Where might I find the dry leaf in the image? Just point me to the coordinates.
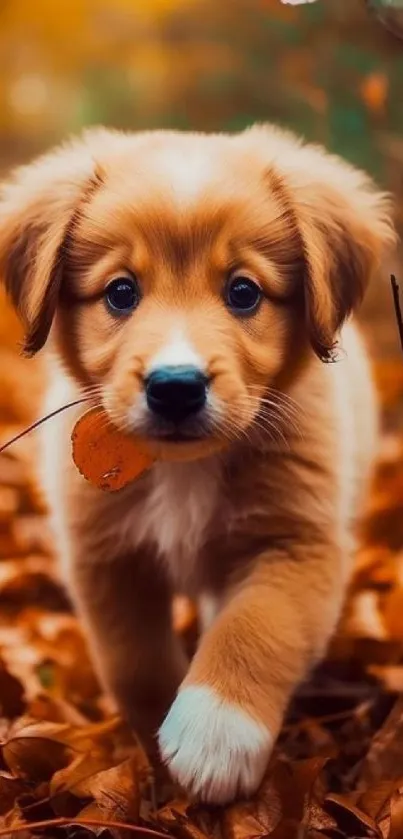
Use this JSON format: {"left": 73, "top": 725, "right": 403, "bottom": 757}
{"left": 221, "top": 757, "right": 329, "bottom": 839}
{"left": 1, "top": 720, "right": 71, "bottom": 780}
{"left": 77, "top": 758, "right": 145, "bottom": 825}
{"left": 158, "top": 801, "right": 216, "bottom": 839}
{"left": 388, "top": 788, "right": 403, "bottom": 839}
{"left": 1, "top": 717, "right": 121, "bottom": 782}
{"left": 325, "top": 792, "right": 377, "bottom": 836}
{"left": 0, "top": 661, "right": 26, "bottom": 718}
{"left": 72, "top": 407, "right": 155, "bottom": 492}
{"left": 358, "top": 697, "right": 403, "bottom": 787}
{"left": 0, "top": 772, "right": 27, "bottom": 816}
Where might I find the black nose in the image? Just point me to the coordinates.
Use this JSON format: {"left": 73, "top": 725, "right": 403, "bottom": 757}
{"left": 146, "top": 365, "right": 208, "bottom": 422}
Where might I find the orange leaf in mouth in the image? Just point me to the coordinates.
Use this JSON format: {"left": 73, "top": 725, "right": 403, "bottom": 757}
{"left": 71, "top": 407, "right": 155, "bottom": 492}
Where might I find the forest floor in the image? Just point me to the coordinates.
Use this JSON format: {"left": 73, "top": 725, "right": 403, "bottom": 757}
{"left": 2, "top": 298, "right": 403, "bottom": 838}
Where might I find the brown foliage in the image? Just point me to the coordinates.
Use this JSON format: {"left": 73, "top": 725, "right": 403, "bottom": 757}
{"left": 2, "top": 295, "right": 403, "bottom": 838}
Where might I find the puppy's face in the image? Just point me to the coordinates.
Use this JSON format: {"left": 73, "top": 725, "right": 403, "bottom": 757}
{"left": 0, "top": 127, "right": 396, "bottom": 456}
{"left": 64, "top": 143, "right": 303, "bottom": 454}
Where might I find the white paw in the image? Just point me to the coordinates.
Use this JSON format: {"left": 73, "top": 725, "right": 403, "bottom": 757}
{"left": 158, "top": 685, "right": 273, "bottom": 804}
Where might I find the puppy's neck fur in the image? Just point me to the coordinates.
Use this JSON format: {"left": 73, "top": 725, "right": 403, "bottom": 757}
{"left": 133, "top": 457, "right": 223, "bottom": 587}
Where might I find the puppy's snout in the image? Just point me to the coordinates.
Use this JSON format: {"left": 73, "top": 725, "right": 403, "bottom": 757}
{"left": 145, "top": 365, "right": 208, "bottom": 423}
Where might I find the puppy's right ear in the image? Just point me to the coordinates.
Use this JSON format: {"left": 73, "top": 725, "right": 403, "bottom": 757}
{"left": 0, "top": 138, "right": 102, "bottom": 356}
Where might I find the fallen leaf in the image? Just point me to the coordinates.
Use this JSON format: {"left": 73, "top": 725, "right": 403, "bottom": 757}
{"left": 0, "top": 773, "right": 27, "bottom": 816}
{"left": 50, "top": 752, "right": 118, "bottom": 801}
{"left": 78, "top": 758, "right": 146, "bottom": 827}
{"left": 0, "top": 661, "right": 26, "bottom": 718}
{"left": 1, "top": 717, "right": 121, "bottom": 782}
{"left": 388, "top": 788, "right": 403, "bottom": 839}
{"left": 1, "top": 720, "right": 71, "bottom": 780}
{"left": 325, "top": 792, "right": 377, "bottom": 836}
{"left": 221, "top": 757, "right": 329, "bottom": 839}
{"left": 158, "top": 801, "right": 215, "bottom": 839}
{"left": 358, "top": 697, "right": 403, "bottom": 786}
{"left": 26, "top": 693, "right": 90, "bottom": 726}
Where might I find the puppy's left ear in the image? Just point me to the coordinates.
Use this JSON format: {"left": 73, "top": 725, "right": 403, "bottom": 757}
{"left": 0, "top": 137, "right": 101, "bottom": 356}
{"left": 248, "top": 125, "right": 397, "bottom": 361}
{"left": 281, "top": 138, "right": 397, "bottom": 361}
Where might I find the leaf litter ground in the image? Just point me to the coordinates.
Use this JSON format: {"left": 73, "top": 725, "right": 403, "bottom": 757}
{"left": 2, "top": 311, "right": 403, "bottom": 838}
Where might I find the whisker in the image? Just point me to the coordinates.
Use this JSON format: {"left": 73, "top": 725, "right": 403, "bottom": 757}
{"left": 250, "top": 417, "right": 290, "bottom": 448}
{"left": 260, "top": 406, "right": 303, "bottom": 438}
{"left": 99, "top": 412, "right": 128, "bottom": 432}
{"left": 102, "top": 407, "right": 138, "bottom": 436}
{"left": 219, "top": 406, "right": 289, "bottom": 449}
{"left": 259, "top": 396, "right": 301, "bottom": 416}
{"left": 237, "top": 421, "right": 284, "bottom": 450}
{"left": 233, "top": 394, "right": 304, "bottom": 438}
{"left": 233, "top": 403, "right": 301, "bottom": 438}
{"left": 192, "top": 403, "right": 244, "bottom": 446}
{"left": 248, "top": 385, "right": 304, "bottom": 418}
{"left": 247, "top": 383, "right": 303, "bottom": 406}
{"left": 210, "top": 420, "right": 239, "bottom": 445}
{"left": 218, "top": 419, "right": 246, "bottom": 445}
{"left": 209, "top": 406, "right": 248, "bottom": 446}
{"left": 232, "top": 401, "right": 292, "bottom": 446}
{"left": 246, "top": 394, "right": 302, "bottom": 423}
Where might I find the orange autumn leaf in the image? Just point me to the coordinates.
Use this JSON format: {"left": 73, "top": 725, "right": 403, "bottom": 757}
{"left": 71, "top": 407, "right": 155, "bottom": 492}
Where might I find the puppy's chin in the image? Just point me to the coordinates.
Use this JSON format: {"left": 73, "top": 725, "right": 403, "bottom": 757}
{"left": 140, "top": 416, "right": 230, "bottom": 461}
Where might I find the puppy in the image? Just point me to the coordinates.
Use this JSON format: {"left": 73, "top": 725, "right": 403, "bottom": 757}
{"left": 0, "top": 125, "right": 396, "bottom": 804}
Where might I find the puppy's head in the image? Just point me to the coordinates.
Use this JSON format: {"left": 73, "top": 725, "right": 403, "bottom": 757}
{"left": 0, "top": 126, "right": 396, "bottom": 456}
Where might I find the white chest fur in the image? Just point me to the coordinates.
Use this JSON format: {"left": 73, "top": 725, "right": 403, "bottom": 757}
{"left": 130, "top": 458, "right": 222, "bottom": 586}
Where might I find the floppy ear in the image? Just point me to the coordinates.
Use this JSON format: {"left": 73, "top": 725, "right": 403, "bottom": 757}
{"left": 0, "top": 138, "right": 102, "bottom": 356}
{"left": 288, "top": 147, "right": 397, "bottom": 360}
{"left": 248, "top": 125, "right": 397, "bottom": 361}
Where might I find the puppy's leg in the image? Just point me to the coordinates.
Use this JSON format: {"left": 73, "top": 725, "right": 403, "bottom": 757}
{"left": 69, "top": 545, "right": 187, "bottom": 751}
{"left": 159, "top": 541, "right": 346, "bottom": 803}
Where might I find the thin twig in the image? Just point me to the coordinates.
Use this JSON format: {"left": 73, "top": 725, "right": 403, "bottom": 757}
{"left": 0, "top": 398, "right": 89, "bottom": 455}
{"left": 391, "top": 275, "right": 403, "bottom": 354}
{"left": 0, "top": 816, "right": 172, "bottom": 838}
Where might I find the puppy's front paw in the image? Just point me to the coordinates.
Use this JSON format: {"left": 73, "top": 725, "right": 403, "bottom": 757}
{"left": 158, "top": 685, "right": 272, "bottom": 804}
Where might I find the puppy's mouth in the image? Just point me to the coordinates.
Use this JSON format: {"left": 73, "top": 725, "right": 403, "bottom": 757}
{"left": 137, "top": 414, "right": 225, "bottom": 463}
{"left": 150, "top": 431, "right": 204, "bottom": 443}
{"left": 144, "top": 419, "right": 212, "bottom": 444}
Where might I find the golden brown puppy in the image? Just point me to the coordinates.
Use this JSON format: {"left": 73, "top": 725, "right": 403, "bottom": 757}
{"left": 0, "top": 125, "right": 396, "bottom": 804}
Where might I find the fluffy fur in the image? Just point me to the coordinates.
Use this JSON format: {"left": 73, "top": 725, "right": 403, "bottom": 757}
{"left": 159, "top": 685, "right": 273, "bottom": 803}
{"left": 0, "top": 124, "right": 396, "bottom": 803}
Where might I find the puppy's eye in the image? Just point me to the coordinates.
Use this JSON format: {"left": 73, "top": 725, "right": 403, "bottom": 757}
{"left": 225, "top": 276, "right": 262, "bottom": 314}
{"left": 105, "top": 275, "right": 140, "bottom": 315}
